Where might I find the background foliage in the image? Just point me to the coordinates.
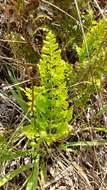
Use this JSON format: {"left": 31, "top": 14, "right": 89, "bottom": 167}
{"left": 0, "top": 0, "right": 107, "bottom": 189}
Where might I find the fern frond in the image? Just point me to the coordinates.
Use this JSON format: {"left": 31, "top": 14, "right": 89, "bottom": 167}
{"left": 75, "top": 19, "right": 107, "bottom": 86}
{"left": 23, "top": 31, "right": 72, "bottom": 144}
{"left": 77, "top": 20, "right": 107, "bottom": 62}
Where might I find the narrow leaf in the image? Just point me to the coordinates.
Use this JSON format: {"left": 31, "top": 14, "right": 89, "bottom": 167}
{"left": 26, "top": 155, "right": 40, "bottom": 190}
{"left": 65, "top": 140, "right": 107, "bottom": 148}
{"left": 0, "top": 163, "right": 32, "bottom": 187}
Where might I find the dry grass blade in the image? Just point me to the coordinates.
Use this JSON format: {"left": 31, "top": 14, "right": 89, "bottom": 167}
{"left": 43, "top": 148, "right": 94, "bottom": 190}
{"left": 0, "top": 92, "right": 30, "bottom": 122}
{"left": 41, "top": 0, "right": 87, "bottom": 29}
{"left": 74, "top": 0, "right": 90, "bottom": 60}
{"left": 93, "top": 0, "right": 107, "bottom": 21}
{"left": 2, "top": 79, "right": 31, "bottom": 91}
{"left": 71, "top": 161, "right": 93, "bottom": 190}
{"left": 0, "top": 39, "right": 27, "bottom": 43}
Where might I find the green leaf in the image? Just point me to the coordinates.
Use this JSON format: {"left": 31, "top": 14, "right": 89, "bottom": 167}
{"left": 65, "top": 140, "right": 107, "bottom": 148}
{"left": 36, "top": 94, "right": 50, "bottom": 114}
{"left": 0, "top": 164, "right": 32, "bottom": 187}
{"left": 26, "top": 155, "right": 40, "bottom": 190}
{"left": 21, "top": 124, "right": 38, "bottom": 139}
{"left": 40, "top": 157, "right": 46, "bottom": 186}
